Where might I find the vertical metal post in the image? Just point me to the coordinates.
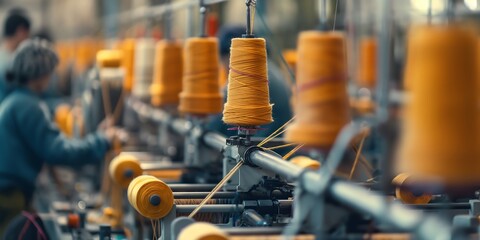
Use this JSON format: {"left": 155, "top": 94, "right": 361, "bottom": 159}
{"left": 427, "top": 0, "right": 433, "bottom": 23}
{"left": 200, "top": 0, "right": 207, "bottom": 37}
{"left": 319, "top": 0, "right": 328, "bottom": 30}
{"left": 445, "top": 0, "right": 454, "bottom": 22}
{"left": 103, "top": 0, "right": 119, "bottom": 39}
{"left": 375, "top": 0, "right": 393, "bottom": 194}
{"left": 164, "top": 0, "right": 172, "bottom": 41}
{"left": 186, "top": 4, "right": 195, "bottom": 38}
{"left": 376, "top": 0, "right": 391, "bottom": 123}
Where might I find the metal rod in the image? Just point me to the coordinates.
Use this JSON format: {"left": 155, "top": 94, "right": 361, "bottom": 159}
{"left": 170, "top": 118, "right": 191, "bottom": 136}
{"left": 329, "top": 181, "right": 451, "bottom": 239}
{"left": 107, "top": 0, "right": 232, "bottom": 25}
{"left": 203, "top": 132, "right": 226, "bottom": 151}
{"left": 407, "top": 203, "right": 470, "bottom": 210}
{"left": 247, "top": 149, "right": 452, "bottom": 240}
{"left": 224, "top": 227, "right": 285, "bottom": 235}
{"left": 176, "top": 204, "right": 244, "bottom": 213}
{"left": 319, "top": 0, "right": 328, "bottom": 31}
{"left": 164, "top": 0, "right": 173, "bottom": 41}
{"left": 246, "top": 1, "right": 252, "bottom": 36}
{"left": 173, "top": 192, "right": 236, "bottom": 199}
{"left": 249, "top": 151, "right": 304, "bottom": 182}
{"left": 199, "top": 0, "right": 207, "bottom": 37}
{"left": 445, "top": 0, "right": 454, "bottom": 22}
{"left": 141, "top": 162, "right": 185, "bottom": 171}
{"left": 169, "top": 184, "right": 216, "bottom": 192}
{"left": 427, "top": 0, "right": 433, "bottom": 23}
{"left": 376, "top": 0, "right": 391, "bottom": 123}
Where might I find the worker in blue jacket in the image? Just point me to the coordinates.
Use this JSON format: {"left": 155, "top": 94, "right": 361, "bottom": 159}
{"left": 0, "top": 39, "right": 114, "bottom": 236}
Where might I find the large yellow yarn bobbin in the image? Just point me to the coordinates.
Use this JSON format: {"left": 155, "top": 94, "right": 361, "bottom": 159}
{"left": 285, "top": 31, "right": 351, "bottom": 148}
{"left": 179, "top": 37, "right": 223, "bottom": 115}
{"left": 127, "top": 175, "right": 174, "bottom": 219}
{"left": 150, "top": 40, "right": 183, "bottom": 107}
{"left": 178, "top": 222, "right": 229, "bottom": 240}
{"left": 223, "top": 38, "right": 273, "bottom": 127}
{"left": 109, "top": 154, "right": 143, "bottom": 188}
{"left": 397, "top": 25, "right": 480, "bottom": 187}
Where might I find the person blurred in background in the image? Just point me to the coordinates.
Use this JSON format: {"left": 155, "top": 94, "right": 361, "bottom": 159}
{"left": 32, "top": 28, "right": 70, "bottom": 112}
{"left": 0, "top": 39, "right": 115, "bottom": 237}
{"left": 208, "top": 25, "right": 293, "bottom": 137}
{"left": 0, "top": 8, "right": 31, "bottom": 102}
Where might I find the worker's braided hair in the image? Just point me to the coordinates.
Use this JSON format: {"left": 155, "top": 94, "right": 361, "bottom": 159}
{"left": 6, "top": 38, "right": 58, "bottom": 84}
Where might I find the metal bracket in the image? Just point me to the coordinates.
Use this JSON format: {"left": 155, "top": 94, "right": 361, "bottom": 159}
{"left": 303, "top": 122, "right": 365, "bottom": 196}
{"left": 171, "top": 217, "right": 195, "bottom": 240}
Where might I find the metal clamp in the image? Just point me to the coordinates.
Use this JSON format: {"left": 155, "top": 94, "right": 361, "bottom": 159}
{"left": 242, "top": 146, "right": 263, "bottom": 167}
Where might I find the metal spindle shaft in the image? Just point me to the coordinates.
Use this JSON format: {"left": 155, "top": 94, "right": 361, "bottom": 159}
{"left": 247, "top": 149, "right": 452, "bottom": 240}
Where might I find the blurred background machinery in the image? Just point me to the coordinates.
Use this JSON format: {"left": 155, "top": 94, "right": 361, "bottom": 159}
{"left": 4, "top": 0, "right": 480, "bottom": 239}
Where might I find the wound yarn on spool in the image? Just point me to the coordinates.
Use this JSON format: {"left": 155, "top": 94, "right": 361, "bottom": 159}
{"left": 285, "top": 31, "right": 351, "bottom": 148}
{"left": 109, "top": 154, "right": 143, "bottom": 188}
{"left": 222, "top": 38, "right": 273, "bottom": 127}
{"left": 392, "top": 173, "right": 432, "bottom": 204}
{"left": 127, "top": 175, "right": 174, "bottom": 219}
{"left": 357, "top": 37, "right": 377, "bottom": 88}
{"left": 289, "top": 156, "right": 321, "bottom": 170}
{"left": 178, "top": 222, "right": 229, "bottom": 240}
{"left": 132, "top": 38, "right": 156, "bottom": 99}
{"left": 121, "top": 39, "right": 136, "bottom": 92}
{"left": 150, "top": 40, "right": 183, "bottom": 107}
{"left": 397, "top": 25, "right": 480, "bottom": 186}
{"left": 179, "top": 37, "right": 223, "bottom": 115}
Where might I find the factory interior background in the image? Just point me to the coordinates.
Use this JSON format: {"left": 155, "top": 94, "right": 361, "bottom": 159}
{"left": 0, "top": 0, "right": 479, "bottom": 239}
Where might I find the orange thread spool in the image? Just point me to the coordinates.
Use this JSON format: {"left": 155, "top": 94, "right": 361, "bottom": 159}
{"left": 96, "top": 50, "right": 123, "bottom": 68}
{"left": 55, "top": 42, "right": 69, "bottom": 76}
{"left": 397, "top": 25, "right": 480, "bottom": 186}
{"left": 55, "top": 104, "right": 71, "bottom": 134}
{"left": 178, "top": 222, "right": 229, "bottom": 240}
{"left": 127, "top": 175, "right": 174, "bottom": 219}
{"left": 179, "top": 37, "right": 223, "bottom": 115}
{"left": 357, "top": 37, "right": 377, "bottom": 88}
{"left": 74, "top": 40, "right": 90, "bottom": 73}
{"left": 285, "top": 31, "right": 351, "bottom": 148}
{"left": 222, "top": 38, "right": 273, "bottom": 127}
{"left": 150, "top": 40, "right": 183, "bottom": 107}
{"left": 392, "top": 173, "right": 432, "bottom": 204}
{"left": 121, "top": 39, "right": 136, "bottom": 92}
{"left": 109, "top": 154, "right": 143, "bottom": 188}
{"left": 283, "top": 49, "right": 297, "bottom": 71}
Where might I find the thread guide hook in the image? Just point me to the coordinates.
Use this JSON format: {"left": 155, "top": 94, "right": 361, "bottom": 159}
{"left": 244, "top": 0, "right": 256, "bottom": 38}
